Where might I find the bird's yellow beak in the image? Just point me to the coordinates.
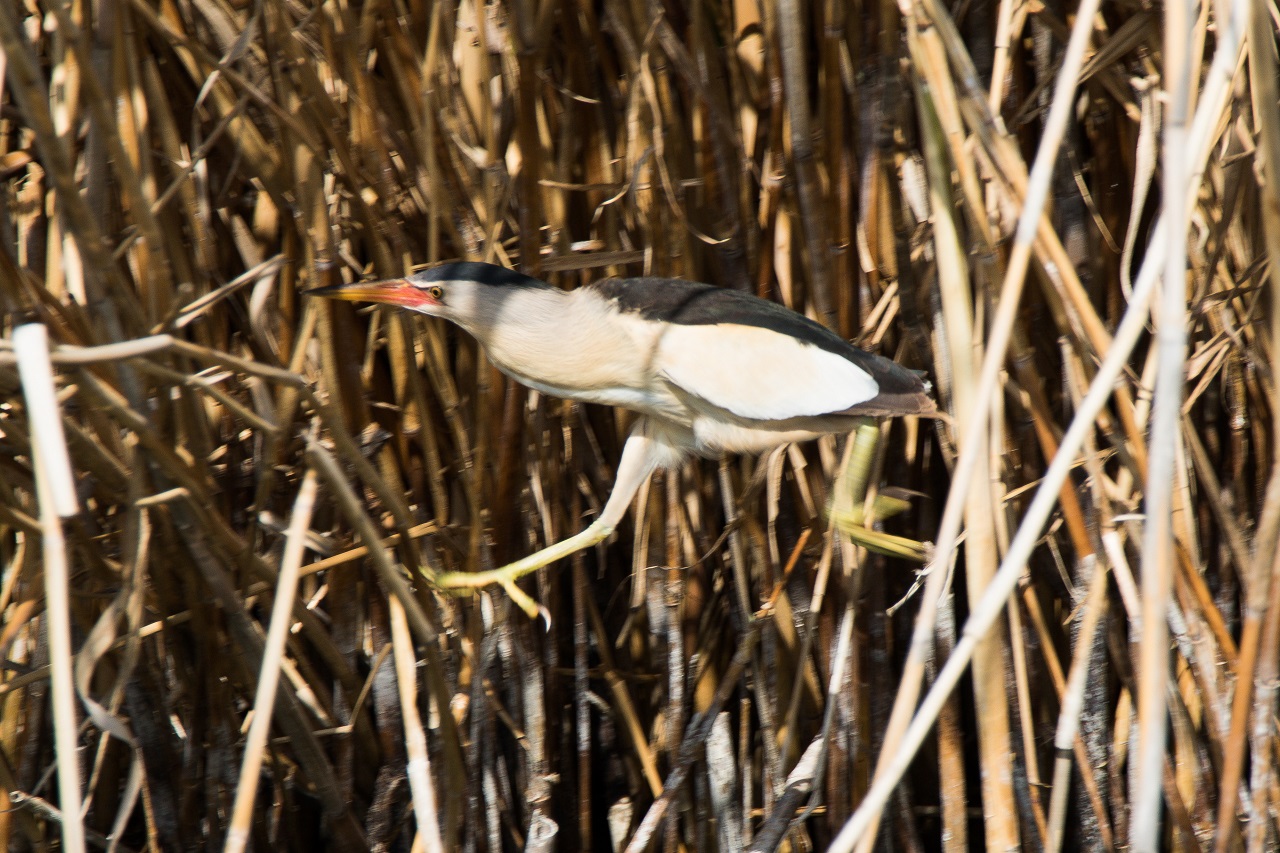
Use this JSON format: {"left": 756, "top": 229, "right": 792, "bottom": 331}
{"left": 306, "top": 278, "right": 438, "bottom": 310}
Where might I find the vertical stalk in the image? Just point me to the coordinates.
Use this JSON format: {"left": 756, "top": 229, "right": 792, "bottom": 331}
{"left": 1047, "top": 560, "right": 1109, "bottom": 852}
{"left": 1131, "top": 0, "right": 1195, "bottom": 843}
{"left": 911, "top": 35, "right": 1018, "bottom": 851}
{"left": 776, "top": 0, "right": 834, "bottom": 326}
{"left": 1240, "top": 0, "right": 1280, "bottom": 847}
{"left": 15, "top": 324, "right": 85, "bottom": 853}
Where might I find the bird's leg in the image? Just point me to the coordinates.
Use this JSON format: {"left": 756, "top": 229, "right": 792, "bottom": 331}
{"left": 436, "top": 420, "right": 667, "bottom": 605}
{"left": 829, "top": 418, "right": 930, "bottom": 562}
{"left": 831, "top": 417, "right": 880, "bottom": 525}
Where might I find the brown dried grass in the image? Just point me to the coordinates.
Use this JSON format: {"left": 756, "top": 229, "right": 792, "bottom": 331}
{"left": 0, "top": 0, "right": 1276, "bottom": 850}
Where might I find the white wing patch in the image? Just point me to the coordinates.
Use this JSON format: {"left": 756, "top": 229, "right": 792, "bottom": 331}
{"left": 656, "top": 323, "right": 879, "bottom": 420}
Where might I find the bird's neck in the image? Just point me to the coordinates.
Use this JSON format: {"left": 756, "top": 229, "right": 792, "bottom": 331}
{"left": 453, "top": 283, "right": 562, "bottom": 329}
{"left": 458, "top": 286, "right": 574, "bottom": 374}
{"left": 461, "top": 288, "right": 639, "bottom": 398}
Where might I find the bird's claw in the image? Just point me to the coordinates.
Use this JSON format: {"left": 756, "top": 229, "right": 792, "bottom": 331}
{"left": 433, "top": 568, "right": 550, "bottom": 622}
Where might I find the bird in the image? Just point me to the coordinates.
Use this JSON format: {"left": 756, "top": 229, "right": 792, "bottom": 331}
{"left": 310, "top": 262, "right": 934, "bottom": 604}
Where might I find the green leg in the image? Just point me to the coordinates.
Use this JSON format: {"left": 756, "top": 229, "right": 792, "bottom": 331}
{"left": 832, "top": 418, "right": 929, "bottom": 562}
{"left": 436, "top": 419, "right": 666, "bottom": 618}
{"left": 833, "top": 417, "right": 881, "bottom": 525}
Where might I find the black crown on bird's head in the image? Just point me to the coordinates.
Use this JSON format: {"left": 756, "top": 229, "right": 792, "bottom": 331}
{"left": 411, "top": 262, "right": 551, "bottom": 290}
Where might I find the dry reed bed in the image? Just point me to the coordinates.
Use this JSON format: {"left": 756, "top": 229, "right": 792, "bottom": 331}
{"left": 0, "top": 0, "right": 1276, "bottom": 850}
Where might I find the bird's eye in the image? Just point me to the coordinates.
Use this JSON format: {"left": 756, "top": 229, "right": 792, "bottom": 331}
{"left": 429, "top": 286, "right": 443, "bottom": 300}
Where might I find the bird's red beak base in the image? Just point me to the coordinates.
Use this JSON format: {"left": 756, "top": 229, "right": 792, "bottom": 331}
{"left": 307, "top": 279, "right": 438, "bottom": 310}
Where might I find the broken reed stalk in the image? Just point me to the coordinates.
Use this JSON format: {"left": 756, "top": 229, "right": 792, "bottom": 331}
{"left": 13, "top": 325, "right": 85, "bottom": 853}
{"left": 389, "top": 596, "right": 445, "bottom": 853}
{"left": 225, "top": 467, "right": 318, "bottom": 853}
